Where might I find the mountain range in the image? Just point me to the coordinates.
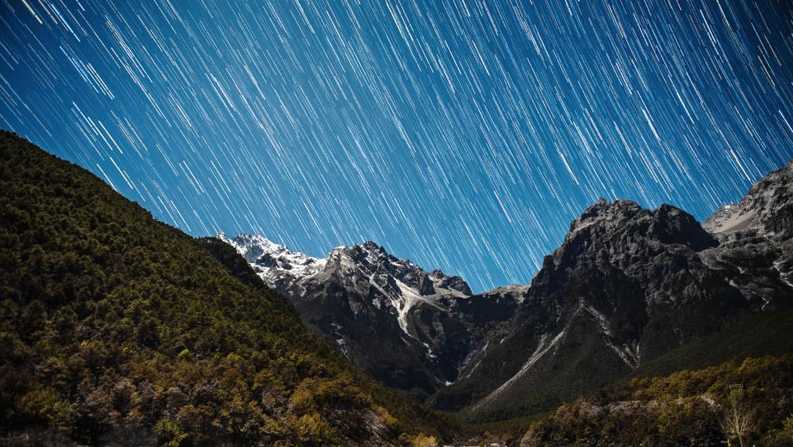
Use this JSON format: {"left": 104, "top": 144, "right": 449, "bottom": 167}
{"left": 2, "top": 130, "right": 792, "bottom": 446}
{"left": 219, "top": 158, "right": 793, "bottom": 422}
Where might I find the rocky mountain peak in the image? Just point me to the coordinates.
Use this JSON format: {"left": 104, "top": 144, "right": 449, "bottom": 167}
{"left": 220, "top": 233, "right": 474, "bottom": 301}
{"left": 648, "top": 204, "right": 717, "bottom": 250}
{"left": 431, "top": 269, "right": 473, "bottom": 296}
{"left": 567, "top": 199, "right": 714, "bottom": 249}
{"left": 333, "top": 240, "right": 401, "bottom": 271}
{"left": 437, "top": 161, "right": 793, "bottom": 420}
{"left": 567, "top": 199, "right": 643, "bottom": 236}
{"left": 321, "top": 241, "right": 472, "bottom": 298}
{"left": 699, "top": 159, "right": 793, "bottom": 308}
{"left": 218, "top": 232, "right": 282, "bottom": 262}
{"left": 557, "top": 200, "right": 717, "bottom": 272}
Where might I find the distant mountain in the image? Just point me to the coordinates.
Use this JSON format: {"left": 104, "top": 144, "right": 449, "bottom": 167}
{"left": 221, "top": 160, "right": 793, "bottom": 425}
{"left": 0, "top": 131, "right": 445, "bottom": 446}
{"left": 218, "top": 234, "right": 520, "bottom": 396}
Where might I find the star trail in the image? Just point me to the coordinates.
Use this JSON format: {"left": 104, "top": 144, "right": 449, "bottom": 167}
{"left": 1, "top": 0, "right": 792, "bottom": 292}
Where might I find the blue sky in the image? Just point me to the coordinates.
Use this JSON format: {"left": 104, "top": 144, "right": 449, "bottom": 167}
{"left": 2, "top": 0, "right": 792, "bottom": 292}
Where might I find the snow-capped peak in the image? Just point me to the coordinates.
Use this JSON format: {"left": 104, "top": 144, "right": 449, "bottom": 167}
{"left": 218, "top": 233, "right": 474, "bottom": 338}
{"left": 218, "top": 233, "right": 326, "bottom": 289}
{"left": 218, "top": 233, "right": 286, "bottom": 262}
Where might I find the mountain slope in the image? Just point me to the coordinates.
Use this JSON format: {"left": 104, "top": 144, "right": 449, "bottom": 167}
{"left": 0, "top": 131, "right": 439, "bottom": 446}
{"left": 497, "top": 309, "right": 793, "bottom": 445}
{"left": 433, "top": 200, "right": 743, "bottom": 419}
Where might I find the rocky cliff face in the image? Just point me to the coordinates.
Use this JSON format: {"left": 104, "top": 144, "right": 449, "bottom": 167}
{"left": 432, "top": 199, "right": 749, "bottom": 417}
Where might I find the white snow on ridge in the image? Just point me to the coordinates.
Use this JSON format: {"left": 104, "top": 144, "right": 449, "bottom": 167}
{"left": 394, "top": 278, "right": 445, "bottom": 337}
{"left": 220, "top": 233, "right": 472, "bottom": 339}
{"left": 218, "top": 232, "right": 326, "bottom": 287}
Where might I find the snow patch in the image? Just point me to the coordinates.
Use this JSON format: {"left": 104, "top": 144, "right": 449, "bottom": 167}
{"left": 460, "top": 340, "right": 489, "bottom": 380}
{"left": 423, "top": 342, "right": 437, "bottom": 359}
{"left": 393, "top": 279, "right": 443, "bottom": 337}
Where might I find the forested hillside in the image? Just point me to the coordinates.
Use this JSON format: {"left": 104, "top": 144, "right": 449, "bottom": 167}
{"left": 522, "top": 354, "right": 793, "bottom": 446}
{"left": 0, "top": 131, "right": 443, "bottom": 446}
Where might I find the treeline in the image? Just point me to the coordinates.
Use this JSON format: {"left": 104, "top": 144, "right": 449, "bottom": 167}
{"left": 522, "top": 354, "right": 793, "bottom": 446}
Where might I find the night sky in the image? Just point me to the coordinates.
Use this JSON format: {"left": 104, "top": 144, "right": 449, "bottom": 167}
{"left": 2, "top": 0, "right": 792, "bottom": 292}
